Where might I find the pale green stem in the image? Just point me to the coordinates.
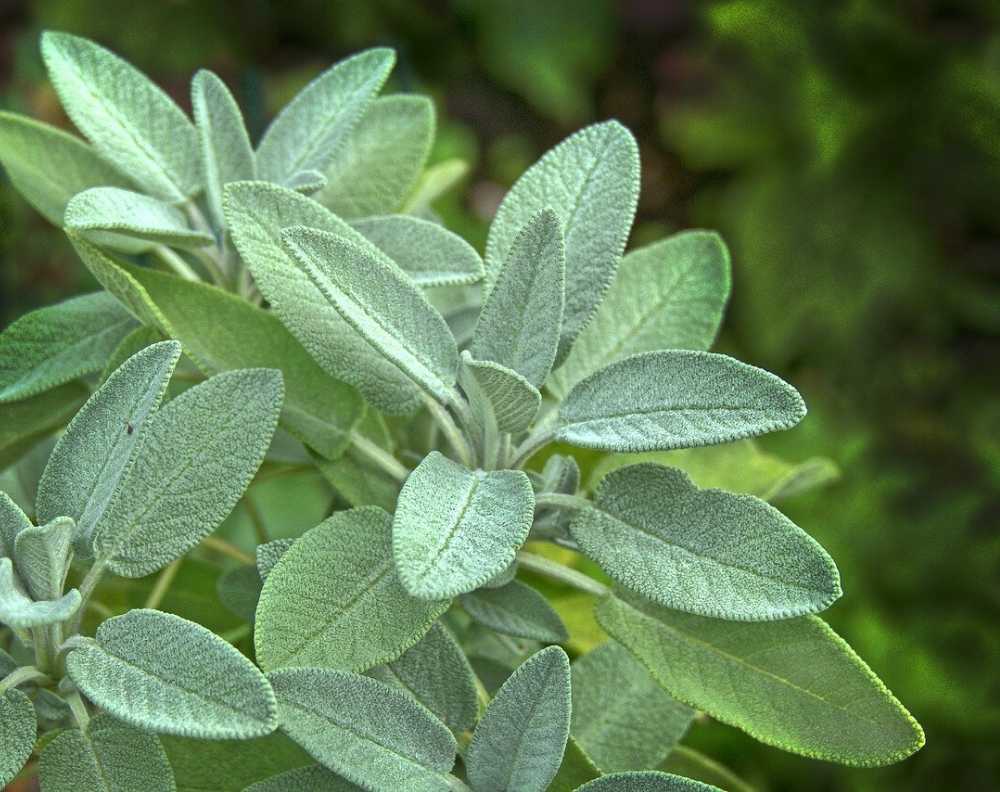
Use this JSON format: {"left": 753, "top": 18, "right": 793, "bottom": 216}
{"left": 423, "top": 395, "right": 474, "bottom": 467}
{"left": 201, "top": 535, "right": 255, "bottom": 565}
{"left": 516, "top": 551, "right": 609, "bottom": 597}
{"left": 144, "top": 559, "right": 182, "bottom": 610}
{"left": 534, "top": 492, "right": 591, "bottom": 512}
{"left": 349, "top": 432, "right": 410, "bottom": 482}
{"left": 66, "top": 560, "right": 108, "bottom": 637}
{"left": 510, "top": 428, "right": 556, "bottom": 469}
{"left": 219, "top": 623, "right": 251, "bottom": 644}
{"left": 0, "top": 665, "right": 51, "bottom": 693}
{"left": 66, "top": 690, "right": 91, "bottom": 730}
{"left": 153, "top": 245, "right": 200, "bottom": 281}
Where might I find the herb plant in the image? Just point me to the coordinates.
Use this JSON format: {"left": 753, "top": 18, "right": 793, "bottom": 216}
{"left": 0, "top": 32, "right": 924, "bottom": 792}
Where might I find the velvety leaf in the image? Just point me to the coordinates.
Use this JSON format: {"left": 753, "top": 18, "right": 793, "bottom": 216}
{"left": 313, "top": 450, "right": 400, "bottom": 512}
{"left": 66, "top": 608, "right": 278, "bottom": 739}
{"left": 317, "top": 95, "right": 434, "bottom": 218}
{"left": 0, "top": 382, "right": 89, "bottom": 470}
{"left": 224, "top": 181, "right": 423, "bottom": 414}
{"left": 65, "top": 187, "right": 213, "bottom": 248}
{"left": 282, "top": 226, "right": 459, "bottom": 405}
{"left": 466, "top": 646, "right": 571, "bottom": 792}
{"left": 217, "top": 564, "right": 262, "bottom": 623}
{"left": 0, "top": 687, "right": 36, "bottom": 787}
{"left": 571, "top": 641, "right": 693, "bottom": 771}
{"left": 556, "top": 351, "right": 806, "bottom": 452}
{"left": 547, "top": 737, "right": 600, "bottom": 792}
{"left": 570, "top": 464, "right": 841, "bottom": 620}
{"left": 0, "top": 493, "right": 31, "bottom": 558}
{"left": 256, "top": 48, "right": 395, "bottom": 184}
{"left": 100, "top": 326, "right": 167, "bottom": 383}
{"left": 163, "top": 733, "right": 310, "bottom": 792}
{"left": 551, "top": 231, "right": 731, "bottom": 399}
{"left": 268, "top": 667, "right": 456, "bottom": 791}
{"left": 369, "top": 622, "right": 479, "bottom": 734}
{"left": 255, "top": 507, "right": 449, "bottom": 672}
{"left": 0, "top": 111, "right": 134, "bottom": 224}
{"left": 244, "top": 765, "right": 362, "bottom": 791}
{"left": 575, "top": 771, "right": 722, "bottom": 791}
{"left": 13, "top": 516, "right": 74, "bottom": 601}
{"left": 485, "top": 121, "right": 640, "bottom": 360}
{"left": 393, "top": 451, "right": 534, "bottom": 599}
{"left": 93, "top": 368, "right": 282, "bottom": 577}
{"left": 351, "top": 214, "right": 484, "bottom": 287}
{"left": 284, "top": 170, "right": 327, "bottom": 194}
{"left": 256, "top": 539, "right": 294, "bottom": 582}
{"left": 596, "top": 593, "right": 926, "bottom": 766}
{"left": 460, "top": 353, "right": 541, "bottom": 434}
{"left": 0, "top": 556, "right": 81, "bottom": 628}
{"left": 460, "top": 580, "right": 568, "bottom": 643}
{"left": 473, "top": 208, "right": 565, "bottom": 387}
{"left": 191, "top": 69, "right": 255, "bottom": 231}
{"left": 0, "top": 292, "right": 137, "bottom": 403}
{"left": 41, "top": 32, "right": 199, "bottom": 201}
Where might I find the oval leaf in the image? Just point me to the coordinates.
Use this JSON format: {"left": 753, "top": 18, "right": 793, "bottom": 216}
{"left": 0, "top": 687, "right": 36, "bottom": 787}
{"left": 65, "top": 187, "right": 213, "bottom": 249}
{"left": 460, "top": 353, "right": 541, "bottom": 435}
{"left": 460, "top": 580, "right": 568, "bottom": 643}
{"left": 0, "top": 557, "right": 81, "bottom": 628}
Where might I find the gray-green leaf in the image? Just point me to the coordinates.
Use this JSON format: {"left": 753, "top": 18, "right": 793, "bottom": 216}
{"left": 466, "top": 646, "right": 571, "bottom": 792}
{"left": 460, "top": 580, "right": 568, "bottom": 643}
{"left": 41, "top": 32, "right": 199, "bottom": 201}
{"left": 13, "top": 516, "right": 74, "bottom": 602}
{"left": 268, "top": 667, "right": 455, "bottom": 791}
{"left": 550, "top": 231, "right": 731, "bottom": 399}
{"left": 575, "top": 771, "right": 722, "bottom": 792}
{"left": 0, "top": 493, "right": 31, "bottom": 558}
{"left": 256, "top": 539, "right": 294, "bottom": 582}
{"left": 556, "top": 351, "right": 806, "bottom": 452}
{"left": 596, "top": 593, "right": 925, "bottom": 767}
{"left": 65, "top": 187, "right": 212, "bottom": 249}
{"left": 0, "top": 557, "right": 80, "bottom": 628}
{"left": 255, "top": 507, "right": 449, "bottom": 672}
{"left": 66, "top": 608, "right": 278, "bottom": 739}
{"left": 570, "top": 464, "right": 841, "bottom": 620}
{"left": 460, "top": 354, "right": 541, "bottom": 435}
{"left": 244, "top": 765, "right": 361, "bottom": 791}
{"left": 0, "top": 687, "right": 36, "bottom": 787}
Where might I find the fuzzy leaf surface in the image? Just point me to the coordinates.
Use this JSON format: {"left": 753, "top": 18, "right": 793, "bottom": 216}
{"left": 0, "top": 554, "right": 80, "bottom": 628}
{"left": 13, "top": 516, "right": 74, "bottom": 602}
{"left": 0, "top": 687, "right": 35, "bottom": 787}
{"left": 461, "top": 580, "right": 568, "bottom": 643}
{"left": 256, "top": 539, "right": 294, "bottom": 581}
{"left": 0, "top": 493, "right": 31, "bottom": 558}
{"left": 460, "top": 354, "right": 541, "bottom": 434}
{"left": 575, "top": 771, "right": 721, "bottom": 791}
{"left": 65, "top": 187, "right": 212, "bottom": 248}
{"left": 244, "top": 765, "right": 362, "bottom": 791}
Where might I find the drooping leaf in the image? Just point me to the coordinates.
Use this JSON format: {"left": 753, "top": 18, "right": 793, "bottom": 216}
{"left": 459, "top": 353, "right": 541, "bottom": 434}
{"left": 551, "top": 231, "right": 731, "bottom": 399}
{"left": 65, "top": 187, "right": 213, "bottom": 249}
{"left": 224, "top": 181, "right": 423, "bottom": 414}
{"left": 255, "top": 507, "right": 449, "bottom": 672}
{"left": 574, "top": 771, "right": 722, "bottom": 791}
{"left": 0, "top": 687, "right": 36, "bottom": 787}
{"left": 0, "top": 493, "right": 31, "bottom": 557}
{"left": 36, "top": 341, "right": 182, "bottom": 554}
{"left": 393, "top": 451, "right": 534, "bottom": 599}
{"left": 472, "top": 209, "right": 565, "bottom": 388}
{"left": 41, "top": 31, "right": 199, "bottom": 201}
{"left": 256, "top": 539, "right": 294, "bottom": 582}
{"left": 0, "top": 382, "right": 89, "bottom": 470}
{"left": 556, "top": 351, "right": 806, "bottom": 452}
{"left": 351, "top": 215, "right": 484, "bottom": 288}
{"left": 281, "top": 226, "right": 459, "bottom": 405}
{"left": 162, "top": 732, "right": 310, "bottom": 792}
{"left": 268, "top": 667, "right": 456, "bottom": 791}
{"left": 13, "top": 516, "right": 75, "bottom": 602}
{"left": 466, "top": 646, "right": 571, "bottom": 792}
{"left": 0, "top": 292, "right": 137, "bottom": 403}
{"left": 596, "top": 593, "right": 926, "bottom": 767}
{"left": 244, "top": 765, "right": 362, "bottom": 791}
{"left": 316, "top": 95, "right": 434, "bottom": 218}
{"left": 0, "top": 111, "right": 134, "bottom": 224}
{"left": 485, "top": 121, "right": 640, "bottom": 360}
{"left": 256, "top": 48, "right": 395, "bottom": 184}
{"left": 570, "top": 464, "right": 841, "bottom": 620}
{"left": 217, "top": 564, "right": 263, "bottom": 623}
{"left": 460, "top": 580, "right": 568, "bottom": 643}
{"left": 39, "top": 714, "right": 175, "bottom": 792}
{"left": 571, "top": 641, "right": 693, "bottom": 771}
{"left": 0, "top": 556, "right": 81, "bottom": 628}
{"left": 547, "top": 737, "right": 601, "bottom": 792}
{"left": 191, "top": 69, "right": 255, "bottom": 231}
{"left": 369, "top": 622, "right": 479, "bottom": 735}
{"left": 66, "top": 608, "right": 278, "bottom": 739}
{"left": 93, "top": 368, "right": 282, "bottom": 577}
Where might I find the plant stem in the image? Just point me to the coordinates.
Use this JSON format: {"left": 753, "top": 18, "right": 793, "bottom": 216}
{"left": 510, "top": 428, "right": 555, "bottom": 469}
{"left": 66, "top": 690, "right": 90, "bottom": 730}
{"left": 153, "top": 245, "right": 200, "bottom": 281}
{"left": 516, "top": 551, "right": 609, "bottom": 597}
{"left": 534, "top": 492, "right": 591, "bottom": 512}
{"left": 243, "top": 493, "right": 269, "bottom": 544}
{"left": 200, "top": 535, "right": 254, "bottom": 565}
{"left": 66, "top": 560, "right": 108, "bottom": 636}
{"left": 349, "top": 432, "right": 410, "bottom": 482}
{"left": 144, "top": 559, "right": 182, "bottom": 610}
{"left": 0, "top": 665, "right": 51, "bottom": 693}
{"left": 423, "top": 395, "right": 474, "bottom": 467}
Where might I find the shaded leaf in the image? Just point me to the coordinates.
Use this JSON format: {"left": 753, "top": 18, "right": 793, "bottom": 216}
{"left": 659, "top": 747, "right": 755, "bottom": 792}
{"left": 547, "top": 737, "right": 600, "bottom": 792}
{"left": 0, "top": 492, "right": 32, "bottom": 557}
{"left": 461, "top": 580, "right": 568, "bottom": 643}
{"left": 162, "top": 732, "right": 310, "bottom": 792}
{"left": 0, "top": 382, "right": 89, "bottom": 470}
{"left": 244, "top": 765, "right": 362, "bottom": 791}
{"left": 256, "top": 539, "right": 294, "bottom": 582}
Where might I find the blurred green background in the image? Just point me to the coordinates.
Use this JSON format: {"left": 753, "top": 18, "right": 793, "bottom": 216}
{"left": 1, "top": 1, "right": 997, "bottom": 789}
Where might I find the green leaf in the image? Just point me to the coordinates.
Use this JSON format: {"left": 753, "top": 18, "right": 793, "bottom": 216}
{"left": 191, "top": 69, "right": 255, "bottom": 231}
{"left": 571, "top": 641, "right": 693, "bottom": 771}
{"left": 65, "top": 187, "right": 213, "bottom": 249}
{"left": 39, "top": 715, "right": 175, "bottom": 792}
{"left": 556, "top": 351, "right": 806, "bottom": 452}
{"left": 316, "top": 95, "right": 434, "bottom": 218}
{"left": 256, "top": 48, "right": 395, "bottom": 184}
{"left": 402, "top": 158, "right": 468, "bottom": 214}
{"left": 93, "top": 368, "right": 282, "bottom": 577}
{"left": 485, "top": 121, "right": 640, "bottom": 360}
{"left": 570, "top": 464, "right": 841, "bottom": 620}
{"left": 0, "top": 111, "right": 134, "bottom": 225}
{"left": 393, "top": 451, "right": 534, "bottom": 599}
{"left": 13, "top": 516, "right": 74, "bottom": 601}
{"left": 351, "top": 215, "right": 484, "bottom": 288}
{"left": 41, "top": 31, "right": 199, "bottom": 201}
{"left": 0, "top": 687, "right": 36, "bottom": 787}
{"left": 284, "top": 170, "right": 327, "bottom": 194}
{"left": 0, "top": 382, "right": 89, "bottom": 470}
{"left": 658, "top": 747, "right": 754, "bottom": 792}
{"left": 313, "top": 450, "right": 400, "bottom": 512}
{"left": 37, "top": 341, "right": 182, "bottom": 554}
{"left": 473, "top": 209, "right": 565, "bottom": 388}
{"left": 66, "top": 608, "right": 278, "bottom": 739}
{"left": 122, "top": 261, "right": 364, "bottom": 460}
{"left": 596, "top": 593, "right": 926, "bottom": 766}
{"left": 575, "top": 771, "right": 722, "bottom": 791}
{"left": 244, "top": 765, "right": 362, "bottom": 791}
{"left": 281, "top": 226, "right": 459, "bottom": 406}
{"left": 255, "top": 507, "right": 449, "bottom": 672}
{"left": 0, "top": 292, "right": 137, "bottom": 403}
{"left": 100, "top": 326, "right": 167, "bottom": 382}
{"left": 268, "top": 667, "right": 456, "bottom": 791}
{"left": 369, "top": 622, "right": 478, "bottom": 735}
{"left": 256, "top": 539, "right": 294, "bottom": 582}
{"left": 550, "top": 231, "right": 731, "bottom": 399}
{"left": 460, "top": 580, "right": 568, "bottom": 643}
{"left": 217, "top": 564, "right": 262, "bottom": 623}
{"left": 0, "top": 557, "right": 81, "bottom": 627}
{"left": 547, "top": 737, "right": 600, "bottom": 792}
{"left": 466, "top": 646, "right": 571, "bottom": 792}
{"left": 224, "top": 181, "right": 423, "bottom": 414}
{"left": 0, "top": 493, "right": 31, "bottom": 557}
{"left": 163, "top": 733, "right": 310, "bottom": 792}
{"left": 459, "top": 353, "right": 541, "bottom": 434}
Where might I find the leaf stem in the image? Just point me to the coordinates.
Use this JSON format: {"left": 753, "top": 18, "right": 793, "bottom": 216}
{"left": 534, "top": 492, "right": 591, "bottom": 512}
{"left": 0, "top": 665, "right": 52, "bottom": 693}
{"left": 516, "top": 551, "right": 609, "bottom": 597}
{"left": 348, "top": 432, "right": 410, "bottom": 482}
{"left": 66, "top": 560, "right": 108, "bottom": 636}
{"left": 510, "top": 428, "right": 555, "bottom": 468}
{"left": 143, "top": 559, "right": 182, "bottom": 610}
{"left": 153, "top": 245, "right": 200, "bottom": 281}
{"left": 423, "top": 395, "right": 475, "bottom": 467}
{"left": 66, "top": 690, "right": 91, "bottom": 730}
{"left": 200, "top": 535, "right": 255, "bottom": 565}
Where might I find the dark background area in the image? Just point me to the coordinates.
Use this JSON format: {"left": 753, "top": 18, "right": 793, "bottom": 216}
{"left": 1, "top": 1, "right": 998, "bottom": 789}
